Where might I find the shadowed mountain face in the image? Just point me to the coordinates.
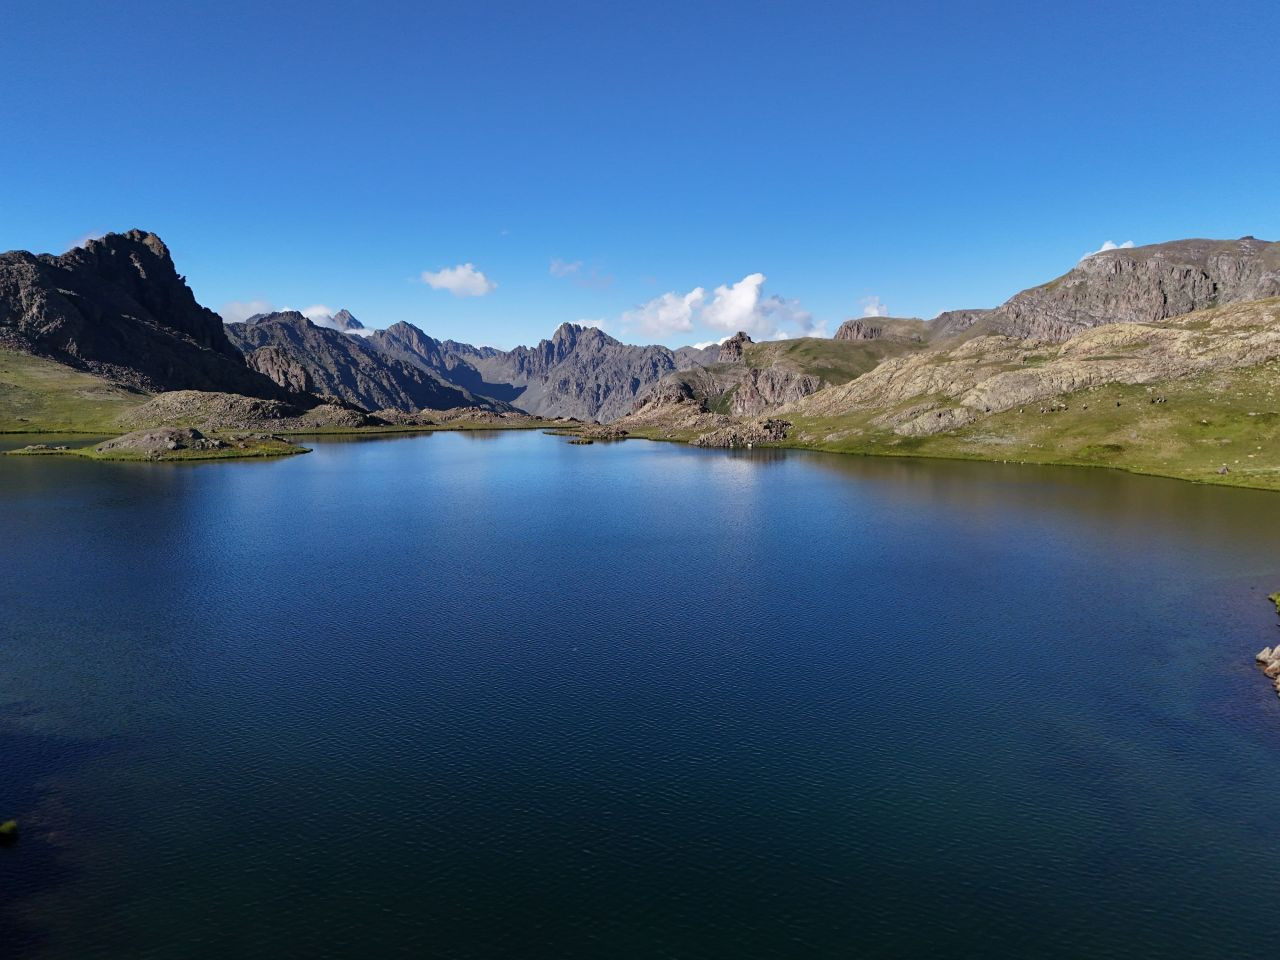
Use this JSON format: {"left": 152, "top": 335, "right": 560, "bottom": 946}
{"left": 366, "top": 323, "right": 525, "bottom": 404}
{"left": 371, "top": 322, "right": 719, "bottom": 421}
{"left": 0, "top": 230, "right": 289, "bottom": 398}
{"left": 225, "top": 312, "right": 502, "bottom": 413}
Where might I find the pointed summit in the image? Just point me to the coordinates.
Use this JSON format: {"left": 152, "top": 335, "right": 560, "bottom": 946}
{"left": 329, "top": 309, "right": 364, "bottom": 332}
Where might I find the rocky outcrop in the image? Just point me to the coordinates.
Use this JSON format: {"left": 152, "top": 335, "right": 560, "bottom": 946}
{"left": 794, "top": 297, "right": 1280, "bottom": 436}
{"left": 1256, "top": 645, "right": 1280, "bottom": 698}
{"left": 0, "top": 230, "right": 290, "bottom": 399}
{"left": 930, "top": 309, "right": 993, "bottom": 338}
{"left": 989, "top": 237, "right": 1280, "bottom": 341}
{"left": 95, "top": 427, "right": 227, "bottom": 456}
{"left": 730, "top": 367, "right": 822, "bottom": 416}
{"left": 117, "top": 390, "right": 377, "bottom": 431}
{"left": 578, "top": 423, "right": 629, "bottom": 441}
{"left": 717, "top": 331, "right": 753, "bottom": 364}
{"left": 692, "top": 418, "right": 791, "bottom": 448}
{"left": 227, "top": 312, "right": 501, "bottom": 413}
{"left": 834, "top": 317, "right": 926, "bottom": 342}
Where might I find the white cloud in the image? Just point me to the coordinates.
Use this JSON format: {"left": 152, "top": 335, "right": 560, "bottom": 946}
{"left": 691, "top": 336, "right": 731, "bottom": 349}
{"left": 621, "top": 273, "right": 818, "bottom": 341}
{"left": 1081, "top": 239, "right": 1135, "bottom": 260}
{"left": 300, "top": 304, "right": 334, "bottom": 323}
{"left": 421, "top": 263, "right": 497, "bottom": 297}
{"left": 219, "top": 299, "right": 274, "bottom": 323}
{"left": 67, "top": 230, "right": 106, "bottom": 251}
{"left": 621, "top": 287, "right": 706, "bottom": 336}
{"left": 703, "top": 273, "right": 767, "bottom": 333}
{"left": 761, "top": 294, "right": 822, "bottom": 337}
{"left": 550, "top": 258, "right": 582, "bottom": 277}
{"left": 860, "top": 296, "right": 889, "bottom": 318}
{"left": 576, "top": 317, "right": 608, "bottom": 331}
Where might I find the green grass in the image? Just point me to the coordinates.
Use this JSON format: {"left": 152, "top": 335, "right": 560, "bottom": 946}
{"left": 741, "top": 336, "right": 923, "bottom": 385}
{"left": 6, "top": 434, "right": 309, "bottom": 462}
{"left": 1270, "top": 593, "right": 1280, "bottom": 615}
{"left": 0, "top": 820, "right": 17, "bottom": 845}
{"left": 0, "top": 349, "right": 149, "bottom": 432}
{"left": 783, "top": 362, "right": 1280, "bottom": 490}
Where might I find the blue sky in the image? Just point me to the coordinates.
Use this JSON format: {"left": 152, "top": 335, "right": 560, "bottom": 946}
{"left": 3, "top": 0, "right": 1277, "bottom": 348}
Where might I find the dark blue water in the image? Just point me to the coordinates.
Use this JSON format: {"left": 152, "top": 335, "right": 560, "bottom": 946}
{"left": 3, "top": 431, "right": 1280, "bottom": 959}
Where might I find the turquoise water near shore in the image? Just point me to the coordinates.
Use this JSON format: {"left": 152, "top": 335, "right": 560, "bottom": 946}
{"left": 3, "top": 430, "right": 1280, "bottom": 958}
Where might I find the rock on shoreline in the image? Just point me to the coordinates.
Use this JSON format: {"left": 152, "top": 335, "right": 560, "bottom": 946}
{"left": 1256, "top": 593, "right": 1280, "bottom": 698}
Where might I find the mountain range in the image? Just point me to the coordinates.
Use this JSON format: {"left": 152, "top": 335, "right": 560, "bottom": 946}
{"left": 2, "top": 228, "right": 1278, "bottom": 487}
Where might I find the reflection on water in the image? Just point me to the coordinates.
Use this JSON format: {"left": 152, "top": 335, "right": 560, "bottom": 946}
{"left": 2, "top": 431, "right": 1280, "bottom": 959}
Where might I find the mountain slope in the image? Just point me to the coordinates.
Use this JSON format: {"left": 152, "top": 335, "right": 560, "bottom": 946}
{"left": 628, "top": 331, "right": 931, "bottom": 420}
{"left": 0, "top": 230, "right": 289, "bottom": 399}
{"left": 366, "top": 323, "right": 525, "bottom": 403}
{"left": 225, "top": 312, "right": 503, "bottom": 413}
{"left": 0, "top": 348, "right": 149, "bottom": 431}
{"left": 975, "top": 237, "right": 1280, "bottom": 341}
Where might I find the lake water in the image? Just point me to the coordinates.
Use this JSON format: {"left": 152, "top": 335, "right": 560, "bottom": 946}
{"left": 3, "top": 430, "right": 1280, "bottom": 959}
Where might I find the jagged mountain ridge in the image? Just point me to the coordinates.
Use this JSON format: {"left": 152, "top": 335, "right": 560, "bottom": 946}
{"left": 224, "top": 312, "right": 503, "bottom": 413}
{"left": 367, "top": 322, "right": 719, "bottom": 421}
{"left": 0, "top": 230, "right": 290, "bottom": 399}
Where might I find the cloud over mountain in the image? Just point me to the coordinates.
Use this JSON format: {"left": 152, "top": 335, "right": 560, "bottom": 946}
{"left": 422, "top": 263, "right": 497, "bottom": 297}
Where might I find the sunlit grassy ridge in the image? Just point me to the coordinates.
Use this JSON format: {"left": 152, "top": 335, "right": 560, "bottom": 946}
{"left": 742, "top": 336, "right": 923, "bottom": 384}
{"left": 0, "top": 349, "right": 148, "bottom": 432}
{"left": 787, "top": 362, "right": 1280, "bottom": 489}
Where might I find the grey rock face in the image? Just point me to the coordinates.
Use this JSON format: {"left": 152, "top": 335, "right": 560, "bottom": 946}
{"left": 834, "top": 319, "right": 883, "bottom": 340}
{"left": 226, "top": 312, "right": 499, "bottom": 413}
{"left": 0, "top": 230, "right": 289, "bottom": 399}
{"left": 243, "top": 345, "right": 314, "bottom": 394}
{"left": 367, "top": 322, "right": 523, "bottom": 403}
{"left": 95, "top": 427, "right": 225, "bottom": 455}
{"left": 674, "top": 343, "right": 720, "bottom": 369}
{"left": 930, "top": 309, "right": 992, "bottom": 338}
{"left": 692, "top": 418, "right": 791, "bottom": 447}
{"left": 989, "top": 237, "right": 1280, "bottom": 341}
{"left": 409, "top": 323, "right": 694, "bottom": 422}
{"left": 834, "top": 317, "right": 926, "bottom": 342}
{"left": 730, "top": 367, "right": 823, "bottom": 416}
{"left": 717, "top": 331, "right": 753, "bottom": 364}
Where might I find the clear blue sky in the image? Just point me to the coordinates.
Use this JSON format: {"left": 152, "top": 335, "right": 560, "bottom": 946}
{"left": 3, "top": 0, "right": 1277, "bottom": 347}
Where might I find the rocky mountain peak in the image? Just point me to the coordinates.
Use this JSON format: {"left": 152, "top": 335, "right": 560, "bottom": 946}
{"left": 329, "top": 308, "right": 364, "bottom": 331}
{"left": 77, "top": 229, "right": 172, "bottom": 263}
{"left": 717, "top": 331, "right": 753, "bottom": 364}
{"left": 0, "top": 230, "right": 290, "bottom": 398}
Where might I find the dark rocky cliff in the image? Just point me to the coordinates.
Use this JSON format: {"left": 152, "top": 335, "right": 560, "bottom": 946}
{"left": 225, "top": 312, "right": 501, "bottom": 413}
{"left": 0, "top": 230, "right": 289, "bottom": 398}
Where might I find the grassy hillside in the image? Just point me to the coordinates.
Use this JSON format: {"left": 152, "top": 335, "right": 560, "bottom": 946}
{"left": 787, "top": 361, "right": 1280, "bottom": 490}
{"left": 0, "top": 348, "right": 147, "bottom": 432}
{"left": 742, "top": 336, "right": 923, "bottom": 384}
